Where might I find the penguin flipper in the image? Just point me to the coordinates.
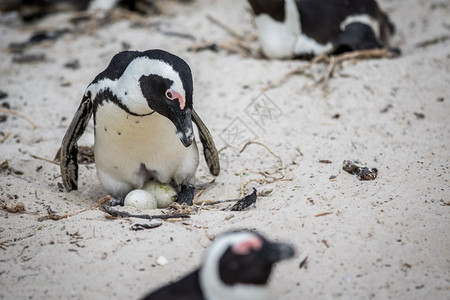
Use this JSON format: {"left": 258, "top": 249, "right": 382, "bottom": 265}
{"left": 192, "top": 109, "right": 220, "bottom": 176}
{"left": 60, "top": 93, "right": 93, "bottom": 192}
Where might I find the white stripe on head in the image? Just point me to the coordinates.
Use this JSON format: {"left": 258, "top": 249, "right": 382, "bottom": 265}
{"left": 340, "top": 14, "right": 380, "bottom": 39}
{"left": 199, "top": 231, "right": 269, "bottom": 300}
{"left": 87, "top": 57, "right": 186, "bottom": 115}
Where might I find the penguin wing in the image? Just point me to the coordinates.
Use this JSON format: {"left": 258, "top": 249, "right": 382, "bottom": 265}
{"left": 192, "top": 109, "right": 220, "bottom": 176}
{"left": 60, "top": 93, "right": 93, "bottom": 191}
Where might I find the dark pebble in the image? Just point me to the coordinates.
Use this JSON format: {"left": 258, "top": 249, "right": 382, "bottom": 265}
{"left": 64, "top": 59, "right": 80, "bottom": 70}
{"left": 0, "top": 90, "right": 7, "bottom": 100}
{"left": 414, "top": 112, "right": 425, "bottom": 119}
{"left": 12, "top": 53, "right": 47, "bottom": 64}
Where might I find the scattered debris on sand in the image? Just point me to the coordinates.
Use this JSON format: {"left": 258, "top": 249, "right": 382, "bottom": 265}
{"left": 231, "top": 188, "right": 257, "bottom": 211}
{"left": 130, "top": 221, "right": 163, "bottom": 231}
{"left": 101, "top": 205, "right": 190, "bottom": 221}
{"left": 343, "top": 160, "right": 378, "bottom": 181}
{"left": 0, "top": 198, "right": 25, "bottom": 213}
{"left": 9, "top": 29, "right": 71, "bottom": 53}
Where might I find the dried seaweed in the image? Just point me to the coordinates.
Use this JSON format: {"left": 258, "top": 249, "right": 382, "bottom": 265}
{"left": 343, "top": 160, "right": 378, "bottom": 180}
{"left": 0, "top": 199, "right": 25, "bottom": 213}
{"left": 299, "top": 256, "right": 308, "bottom": 269}
{"left": 101, "top": 205, "right": 190, "bottom": 220}
{"left": 231, "top": 188, "right": 257, "bottom": 211}
{"left": 130, "top": 222, "right": 163, "bottom": 231}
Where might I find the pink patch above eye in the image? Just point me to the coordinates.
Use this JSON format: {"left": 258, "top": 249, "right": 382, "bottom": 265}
{"left": 232, "top": 236, "right": 263, "bottom": 255}
{"left": 166, "top": 89, "right": 185, "bottom": 110}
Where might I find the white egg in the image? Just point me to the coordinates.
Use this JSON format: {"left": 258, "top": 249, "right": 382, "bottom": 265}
{"left": 143, "top": 181, "right": 177, "bottom": 208}
{"left": 124, "top": 189, "right": 157, "bottom": 209}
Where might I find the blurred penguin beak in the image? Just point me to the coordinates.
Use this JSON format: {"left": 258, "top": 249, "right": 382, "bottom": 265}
{"left": 266, "top": 241, "right": 295, "bottom": 263}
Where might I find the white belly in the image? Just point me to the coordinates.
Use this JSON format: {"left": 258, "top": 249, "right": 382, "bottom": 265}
{"left": 94, "top": 101, "right": 199, "bottom": 197}
{"left": 255, "top": 14, "right": 298, "bottom": 59}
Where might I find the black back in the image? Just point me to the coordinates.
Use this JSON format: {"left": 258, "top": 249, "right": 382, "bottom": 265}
{"left": 248, "top": 0, "right": 395, "bottom": 48}
{"left": 142, "top": 270, "right": 204, "bottom": 300}
{"left": 248, "top": 0, "right": 285, "bottom": 22}
{"left": 296, "top": 0, "right": 383, "bottom": 44}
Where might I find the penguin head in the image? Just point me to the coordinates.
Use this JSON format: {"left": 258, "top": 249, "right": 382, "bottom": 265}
{"left": 91, "top": 50, "right": 195, "bottom": 147}
{"left": 199, "top": 230, "right": 295, "bottom": 299}
{"left": 137, "top": 60, "right": 194, "bottom": 147}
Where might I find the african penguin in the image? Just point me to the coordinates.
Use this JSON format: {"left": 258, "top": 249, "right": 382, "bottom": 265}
{"left": 142, "top": 230, "right": 295, "bottom": 300}
{"left": 248, "top": 0, "right": 399, "bottom": 59}
{"left": 60, "top": 49, "right": 220, "bottom": 205}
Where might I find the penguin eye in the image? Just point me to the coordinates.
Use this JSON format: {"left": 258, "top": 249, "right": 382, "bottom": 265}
{"left": 165, "top": 90, "right": 174, "bottom": 99}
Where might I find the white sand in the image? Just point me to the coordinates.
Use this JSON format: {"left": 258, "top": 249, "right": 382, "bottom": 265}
{"left": 0, "top": 0, "right": 449, "bottom": 299}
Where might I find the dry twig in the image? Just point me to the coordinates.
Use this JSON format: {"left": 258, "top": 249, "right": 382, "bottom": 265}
{"left": 0, "top": 108, "right": 38, "bottom": 129}
{"left": 265, "top": 48, "right": 397, "bottom": 95}
{"left": 206, "top": 14, "right": 245, "bottom": 41}
{"left": 415, "top": 35, "right": 450, "bottom": 48}
{"left": 29, "top": 154, "right": 59, "bottom": 165}
{"left": 0, "top": 132, "right": 11, "bottom": 144}
{"left": 38, "top": 195, "right": 111, "bottom": 222}
{"left": 102, "top": 205, "right": 190, "bottom": 220}
{"left": 314, "top": 212, "right": 334, "bottom": 217}
{"left": 188, "top": 15, "right": 261, "bottom": 59}
{"left": 235, "top": 141, "right": 291, "bottom": 197}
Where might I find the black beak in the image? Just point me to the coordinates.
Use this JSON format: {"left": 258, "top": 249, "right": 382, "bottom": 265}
{"left": 172, "top": 108, "right": 194, "bottom": 147}
{"left": 265, "top": 242, "right": 295, "bottom": 263}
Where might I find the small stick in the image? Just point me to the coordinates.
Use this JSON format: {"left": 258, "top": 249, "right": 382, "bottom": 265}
{"left": 322, "top": 55, "right": 336, "bottom": 96}
{"left": 415, "top": 35, "right": 450, "bottom": 48}
{"left": 207, "top": 15, "right": 245, "bottom": 41}
{"left": 217, "top": 42, "right": 255, "bottom": 58}
{"left": 38, "top": 196, "right": 111, "bottom": 221}
{"left": 332, "top": 48, "right": 395, "bottom": 63}
{"left": 156, "top": 27, "right": 196, "bottom": 41}
{"left": 0, "top": 108, "right": 38, "bottom": 129}
{"left": 314, "top": 212, "right": 334, "bottom": 217}
{"left": 239, "top": 168, "right": 246, "bottom": 198}
{"left": 308, "top": 53, "right": 328, "bottom": 66}
{"left": 239, "top": 141, "right": 284, "bottom": 169}
{"left": 0, "top": 132, "right": 11, "bottom": 144}
{"left": 194, "top": 198, "right": 240, "bottom": 206}
{"left": 263, "top": 67, "right": 306, "bottom": 91}
{"left": 265, "top": 48, "right": 396, "bottom": 92}
{"left": 193, "top": 188, "right": 206, "bottom": 202}
{"left": 29, "top": 154, "right": 59, "bottom": 165}
{"left": 101, "top": 205, "right": 190, "bottom": 220}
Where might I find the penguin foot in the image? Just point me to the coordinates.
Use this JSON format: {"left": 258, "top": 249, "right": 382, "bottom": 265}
{"left": 109, "top": 197, "right": 124, "bottom": 206}
{"left": 176, "top": 185, "right": 194, "bottom": 206}
{"left": 387, "top": 47, "right": 401, "bottom": 57}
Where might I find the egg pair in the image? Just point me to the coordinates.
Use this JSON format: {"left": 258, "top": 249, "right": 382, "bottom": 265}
{"left": 123, "top": 182, "right": 177, "bottom": 210}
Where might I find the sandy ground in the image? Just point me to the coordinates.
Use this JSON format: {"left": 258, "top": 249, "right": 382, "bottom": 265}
{"left": 1, "top": 0, "right": 449, "bottom": 299}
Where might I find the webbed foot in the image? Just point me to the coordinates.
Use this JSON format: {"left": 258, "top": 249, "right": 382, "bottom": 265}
{"left": 109, "top": 197, "right": 124, "bottom": 206}
{"left": 176, "top": 185, "right": 194, "bottom": 206}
